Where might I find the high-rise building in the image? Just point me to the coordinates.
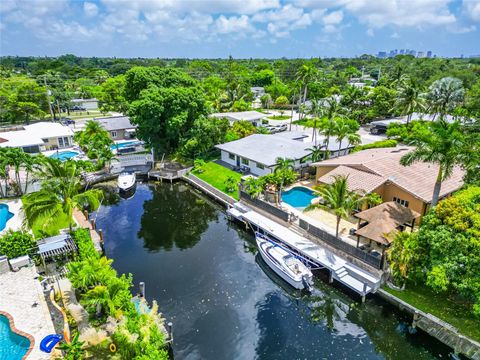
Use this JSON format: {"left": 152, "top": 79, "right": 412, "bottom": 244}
{"left": 426, "top": 51, "right": 432, "bottom": 58}
{"left": 377, "top": 51, "right": 387, "bottom": 58}
{"left": 417, "top": 51, "right": 425, "bottom": 58}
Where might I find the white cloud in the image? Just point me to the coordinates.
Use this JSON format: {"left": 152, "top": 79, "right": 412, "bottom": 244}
{"left": 391, "top": 31, "right": 400, "bottom": 38}
{"left": 83, "top": 2, "right": 98, "bottom": 17}
{"left": 463, "top": 0, "right": 480, "bottom": 21}
{"left": 323, "top": 10, "right": 343, "bottom": 25}
{"left": 215, "top": 15, "right": 254, "bottom": 34}
{"left": 366, "top": 28, "right": 374, "bottom": 37}
{"left": 254, "top": 4, "right": 311, "bottom": 37}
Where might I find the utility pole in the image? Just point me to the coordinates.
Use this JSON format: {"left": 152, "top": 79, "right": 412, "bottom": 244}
{"left": 44, "top": 75, "right": 54, "bottom": 121}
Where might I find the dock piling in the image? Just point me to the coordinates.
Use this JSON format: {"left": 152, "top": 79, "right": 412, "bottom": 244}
{"left": 139, "top": 281, "right": 145, "bottom": 298}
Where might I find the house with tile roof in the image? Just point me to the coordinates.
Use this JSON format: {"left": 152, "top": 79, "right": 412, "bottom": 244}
{"left": 313, "top": 147, "right": 465, "bottom": 219}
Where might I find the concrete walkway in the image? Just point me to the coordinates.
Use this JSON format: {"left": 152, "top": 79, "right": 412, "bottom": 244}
{"left": 0, "top": 266, "right": 55, "bottom": 360}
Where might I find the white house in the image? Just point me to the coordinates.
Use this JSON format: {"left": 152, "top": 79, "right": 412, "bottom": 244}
{"left": 71, "top": 98, "right": 98, "bottom": 110}
{"left": 0, "top": 122, "right": 74, "bottom": 153}
{"left": 215, "top": 134, "right": 314, "bottom": 176}
{"left": 210, "top": 111, "right": 266, "bottom": 127}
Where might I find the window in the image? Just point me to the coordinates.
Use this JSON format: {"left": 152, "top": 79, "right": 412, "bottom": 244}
{"left": 58, "top": 137, "right": 64, "bottom": 147}
{"left": 63, "top": 137, "right": 70, "bottom": 147}
{"left": 393, "top": 196, "right": 409, "bottom": 207}
{"left": 111, "top": 131, "right": 117, "bottom": 138}
{"left": 256, "top": 162, "right": 265, "bottom": 170}
{"left": 241, "top": 157, "right": 249, "bottom": 165}
{"left": 228, "top": 152, "right": 235, "bottom": 160}
{"left": 42, "top": 138, "right": 48, "bottom": 143}
{"left": 58, "top": 137, "right": 70, "bottom": 148}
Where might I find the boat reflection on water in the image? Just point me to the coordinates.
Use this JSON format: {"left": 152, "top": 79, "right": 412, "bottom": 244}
{"left": 119, "top": 184, "right": 136, "bottom": 200}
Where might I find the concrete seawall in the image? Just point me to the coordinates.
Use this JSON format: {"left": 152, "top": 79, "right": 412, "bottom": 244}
{"left": 378, "top": 289, "right": 480, "bottom": 360}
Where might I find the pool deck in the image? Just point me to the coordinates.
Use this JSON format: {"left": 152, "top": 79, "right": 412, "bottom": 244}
{"left": 0, "top": 198, "right": 24, "bottom": 235}
{"left": 0, "top": 266, "right": 55, "bottom": 360}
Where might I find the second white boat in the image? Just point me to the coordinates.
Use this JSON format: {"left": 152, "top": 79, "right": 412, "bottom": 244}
{"left": 117, "top": 172, "right": 136, "bottom": 192}
{"left": 256, "top": 232, "right": 313, "bottom": 291}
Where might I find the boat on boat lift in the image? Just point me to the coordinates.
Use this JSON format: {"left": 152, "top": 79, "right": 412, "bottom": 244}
{"left": 117, "top": 172, "right": 136, "bottom": 192}
{"left": 256, "top": 232, "right": 313, "bottom": 291}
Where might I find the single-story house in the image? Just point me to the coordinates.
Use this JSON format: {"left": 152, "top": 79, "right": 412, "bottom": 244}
{"left": 313, "top": 147, "right": 465, "bottom": 219}
{"left": 210, "top": 111, "right": 266, "bottom": 127}
{"left": 94, "top": 116, "right": 137, "bottom": 141}
{"left": 215, "top": 134, "right": 314, "bottom": 176}
{"left": 71, "top": 98, "right": 98, "bottom": 110}
{"left": 0, "top": 122, "right": 74, "bottom": 153}
{"left": 250, "top": 87, "right": 265, "bottom": 98}
{"left": 274, "top": 132, "right": 354, "bottom": 158}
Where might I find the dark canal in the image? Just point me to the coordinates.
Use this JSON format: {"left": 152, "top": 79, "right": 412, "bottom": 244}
{"left": 95, "top": 183, "right": 454, "bottom": 360}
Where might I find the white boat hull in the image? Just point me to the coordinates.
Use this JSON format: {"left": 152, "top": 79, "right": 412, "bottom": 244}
{"left": 118, "top": 173, "right": 136, "bottom": 192}
{"left": 256, "top": 234, "right": 313, "bottom": 291}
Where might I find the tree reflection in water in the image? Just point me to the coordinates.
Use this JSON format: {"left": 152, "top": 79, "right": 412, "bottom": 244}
{"left": 138, "top": 183, "right": 219, "bottom": 251}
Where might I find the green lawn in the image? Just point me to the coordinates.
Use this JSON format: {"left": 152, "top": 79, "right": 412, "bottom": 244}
{"left": 383, "top": 284, "right": 480, "bottom": 342}
{"left": 293, "top": 118, "right": 316, "bottom": 127}
{"left": 21, "top": 198, "right": 71, "bottom": 238}
{"left": 51, "top": 111, "right": 112, "bottom": 120}
{"left": 191, "top": 161, "right": 241, "bottom": 200}
{"left": 268, "top": 115, "right": 290, "bottom": 120}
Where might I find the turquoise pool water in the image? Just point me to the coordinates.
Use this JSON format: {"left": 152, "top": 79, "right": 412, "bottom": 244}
{"left": 111, "top": 140, "right": 143, "bottom": 150}
{"left": 0, "top": 315, "right": 30, "bottom": 360}
{"left": 50, "top": 150, "right": 79, "bottom": 161}
{"left": 282, "top": 187, "right": 316, "bottom": 208}
{"left": 0, "top": 204, "right": 14, "bottom": 232}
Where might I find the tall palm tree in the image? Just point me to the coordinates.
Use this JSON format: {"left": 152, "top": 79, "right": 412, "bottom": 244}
{"left": 395, "top": 75, "right": 425, "bottom": 125}
{"left": 274, "top": 157, "right": 296, "bottom": 204}
{"left": 23, "top": 158, "right": 103, "bottom": 231}
{"left": 426, "top": 77, "right": 465, "bottom": 121}
{"left": 308, "top": 98, "right": 323, "bottom": 146}
{"left": 296, "top": 64, "right": 318, "bottom": 119}
{"left": 306, "top": 175, "right": 362, "bottom": 238}
{"left": 400, "top": 119, "right": 465, "bottom": 206}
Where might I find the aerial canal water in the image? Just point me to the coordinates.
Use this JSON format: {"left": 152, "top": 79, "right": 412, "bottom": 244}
{"left": 95, "top": 183, "right": 454, "bottom": 360}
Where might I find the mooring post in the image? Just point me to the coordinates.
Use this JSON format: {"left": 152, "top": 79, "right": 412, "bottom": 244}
{"left": 167, "top": 322, "right": 173, "bottom": 341}
{"left": 412, "top": 310, "right": 419, "bottom": 328}
{"left": 98, "top": 229, "right": 104, "bottom": 242}
{"left": 328, "top": 270, "right": 333, "bottom": 283}
{"left": 361, "top": 283, "right": 368, "bottom": 303}
{"left": 91, "top": 218, "right": 96, "bottom": 230}
{"left": 139, "top": 281, "right": 145, "bottom": 298}
{"left": 83, "top": 210, "right": 89, "bottom": 220}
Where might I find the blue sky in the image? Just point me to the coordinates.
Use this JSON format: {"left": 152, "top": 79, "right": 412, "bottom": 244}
{"left": 1, "top": 0, "right": 479, "bottom": 58}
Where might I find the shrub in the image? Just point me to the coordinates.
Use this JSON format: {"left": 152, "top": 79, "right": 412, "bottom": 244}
{"left": 352, "top": 139, "right": 397, "bottom": 153}
{"left": 224, "top": 176, "right": 237, "bottom": 193}
{"left": 0, "top": 230, "right": 36, "bottom": 259}
{"left": 275, "top": 95, "right": 289, "bottom": 107}
{"left": 71, "top": 229, "right": 97, "bottom": 260}
{"left": 193, "top": 159, "right": 206, "bottom": 172}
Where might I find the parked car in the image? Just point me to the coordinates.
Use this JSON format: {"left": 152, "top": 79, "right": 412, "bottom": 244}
{"left": 70, "top": 105, "right": 86, "bottom": 111}
{"left": 369, "top": 124, "right": 387, "bottom": 135}
{"left": 60, "top": 117, "right": 75, "bottom": 125}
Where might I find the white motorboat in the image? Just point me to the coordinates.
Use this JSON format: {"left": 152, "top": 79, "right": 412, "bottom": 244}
{"left": 256, "top": 232, "right": 313, "bottom": 291}
{"left": 117, "top": 172, "right": 136, "bottom": 192}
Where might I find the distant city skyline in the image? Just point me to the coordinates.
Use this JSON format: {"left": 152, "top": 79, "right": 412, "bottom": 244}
{"left": 1, "top": 0, "right": 479, "bottom": 58}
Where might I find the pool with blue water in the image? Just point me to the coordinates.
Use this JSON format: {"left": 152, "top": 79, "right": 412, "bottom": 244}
{"left": 282, "top": 186, "right": 316, "bottom": 208}
{"left": 49, "top": 150, "right": 79, "bottom": 161}
{"left": 0, "top": 204, "right": 14, "bottom": 232}
{"left": 111, "top": 140, "right": 143, "bottom": 150}
{"left": 0, "top": 315, "right": 31, "bottom": 360}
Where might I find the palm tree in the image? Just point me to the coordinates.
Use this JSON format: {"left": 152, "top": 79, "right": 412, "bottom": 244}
{"left": 274, "top": 157, "right": 296, "bottom": 204}
{"left": 23, "top": 158, "right": 103, "bottom": 231}
{"left": 67, "top": 256, "right": 115, "bottom": 291}
{"left": 305, "top": 145, "right": 325, "bottom": 163}
{"left": 400, "top": 119, "right": 465, "bottom": 206}
{"left": 308, "top": 98, "right": 323, "bottom": 146}
{"left": 296, "top": 64, "right": 318, "bottom": 119}
{"left": 333, "top": 118, "right": 360, "bottom": 153}
{"left": 426, "top": 77, "right": 465, "bottom": 121}
{"left": 243, "top": 177, "right": 264, "bottom": 199}
{"left": 395, "top": 75, "right": 425, "bottom": 125}
{"left": 318, "top": 98, "right": 345, "bottom": 159}
{"left": 306, "top": 175, "right": 362, "bottom": 238}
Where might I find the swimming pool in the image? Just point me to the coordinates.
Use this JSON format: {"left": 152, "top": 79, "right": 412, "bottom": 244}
{"left": 0, "top": 204, "right": 14, "bottom": 232}
{"left": 49, "top": 150, "right": 79, "bottom": 161}
{"left": 282, "top": 186, "right": 317, "bottom": 208}
{"left": 0, "top": 314, "right": 31, "bottom": 360}
{"left": 111, "top": 140, "right": 143, "bottom": 150}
